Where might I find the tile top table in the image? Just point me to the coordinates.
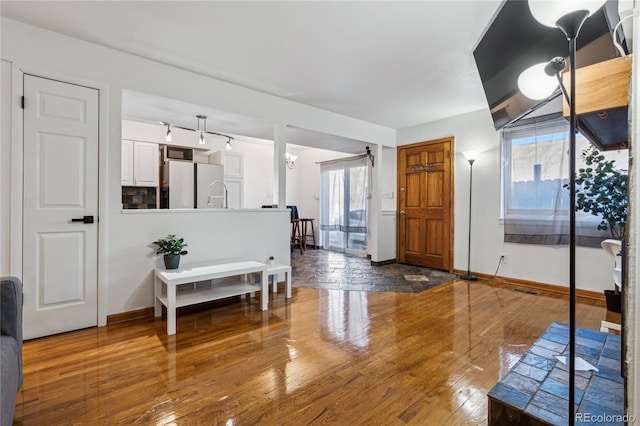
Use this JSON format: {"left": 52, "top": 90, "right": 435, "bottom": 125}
{"left": 154, "top": 260, "right": 268, "bottom": 335}
{"left": 488, "top": 321, "right": 623, "bottom": 425}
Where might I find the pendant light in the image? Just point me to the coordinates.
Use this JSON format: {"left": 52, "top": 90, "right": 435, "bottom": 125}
{"left": 196, "top": 115, "right": 207, "bottom": 145}
{"left": 226, "top": 137, "right": 233, "bottom": 150}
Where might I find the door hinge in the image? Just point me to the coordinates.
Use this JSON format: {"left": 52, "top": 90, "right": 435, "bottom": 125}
{"left": 21, "top": 96, "right": 25, "bottom": 109}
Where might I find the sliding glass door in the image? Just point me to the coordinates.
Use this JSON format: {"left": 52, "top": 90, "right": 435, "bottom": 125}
{"left": 320, "top": 155, "right": 370, "bottom": 254}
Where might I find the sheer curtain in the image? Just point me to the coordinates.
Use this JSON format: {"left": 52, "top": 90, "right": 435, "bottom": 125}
{"left": 319, "top": 154, "right": 371, "bottom": 252}
{"left": 502, "top": 113, "right": 612, "bottom": 247}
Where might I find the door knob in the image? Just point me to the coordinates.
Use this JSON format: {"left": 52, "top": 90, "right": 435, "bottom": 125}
{"left": 399, "top": 211, "right": 406, "bottom": 215}
{"left": 71, "top": 216, "right": 94, "bottom": 224}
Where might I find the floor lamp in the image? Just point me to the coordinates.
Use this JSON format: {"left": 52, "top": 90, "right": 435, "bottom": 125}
{"left": 460, "top": 151, "right": 480, "bottom": 281}
{"left": 518, "top": 2, "right": 606, "bottom": 425}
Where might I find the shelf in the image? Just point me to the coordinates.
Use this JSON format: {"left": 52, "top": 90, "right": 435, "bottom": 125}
{"left": 154, "top": 259, "right": 269, "bottom": 334}
{"left": 157, "top": 280, "right": 260, "bottom": 309}
{"left": 562, "top": 56, "right": 631, "bottom": 151}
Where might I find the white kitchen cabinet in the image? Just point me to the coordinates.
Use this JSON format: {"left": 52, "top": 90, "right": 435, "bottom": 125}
{"left": 209, "top": 151, "right": 244, "bottom": 208}
{"left": 122, "top": 140, "right": 159, "bottom": 187}
{"left": 133, "top": 141, "right": 159, "bottom": 186}
{"left": 121, "top": 139, "right": 134, "bottom": 185}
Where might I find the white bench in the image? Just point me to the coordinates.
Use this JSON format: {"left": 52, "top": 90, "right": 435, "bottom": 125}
{"left": 154, "top": 260, "right": 268, "bottom": 335}
{"left": 266, "top": 262, "right": 292, "bottom": 299}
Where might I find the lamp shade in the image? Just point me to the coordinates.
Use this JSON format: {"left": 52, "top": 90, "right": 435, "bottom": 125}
{"left": 518, "top": 62, "right": 558, "bottom": 100}
{"left": 462, "top": 151, "right": 480, "bottom": 162}
{"left": 528, "top": 0, "right": 606, "bottom": 28}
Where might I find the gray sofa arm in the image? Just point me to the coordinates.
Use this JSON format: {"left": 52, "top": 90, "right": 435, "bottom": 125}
{"left": 1, "top": 276, "right": 23, "bottom": 386}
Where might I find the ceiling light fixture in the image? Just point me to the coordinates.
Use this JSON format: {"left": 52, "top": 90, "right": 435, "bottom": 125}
{"left": 196, "top": 115, "right": 207, "bottom": 145}
{"left": 285, "top": 152, "right": 297, "bottom": 169}
{"left": 161, "top": 116, "right": 235, "bottom": 148}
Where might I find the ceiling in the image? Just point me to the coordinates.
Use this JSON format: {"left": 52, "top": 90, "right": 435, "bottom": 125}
{"left": 1, "top": 0, "right": 503, "bottom": 151}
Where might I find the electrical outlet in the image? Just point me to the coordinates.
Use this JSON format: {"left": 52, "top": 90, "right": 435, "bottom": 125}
{"left": 499, "top": 253, "right": 507, "bottom": 264}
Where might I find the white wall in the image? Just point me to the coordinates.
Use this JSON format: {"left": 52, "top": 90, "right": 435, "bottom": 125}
{"left": 380, "top": 146, "right": 397, "bottom": 212}
{"left": 376, "top": 147, "right": 397, "bottom": 261}
{"left": 397, "top": 108, "right": 613, "bottom": 292}
{"left": 113, "top": 209, "right": 290, "bottom": 312}
{"left": 0, "top": 60, "right": 12, "bottom": 276}
{"left": 0, "top": 17, "right": 395, "bottom": 319}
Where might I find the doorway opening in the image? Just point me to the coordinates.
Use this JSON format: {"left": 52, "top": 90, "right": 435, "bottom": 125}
{"left": 320, "top": 154, "right": 371, "bottom": 255}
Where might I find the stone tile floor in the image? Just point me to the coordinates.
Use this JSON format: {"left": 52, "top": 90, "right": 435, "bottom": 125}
{"left": 488, "top": 321, "right": 623, "bottom": 425}
{"left": 291, "top": 248, "right": 458, "bottom": 293}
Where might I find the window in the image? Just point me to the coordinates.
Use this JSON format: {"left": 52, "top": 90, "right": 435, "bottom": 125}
{"left": 501, "top": 113, "right": 627, "bottom": 247}
{"left": 319, "top": 155, "right": 370, "bottom": 254}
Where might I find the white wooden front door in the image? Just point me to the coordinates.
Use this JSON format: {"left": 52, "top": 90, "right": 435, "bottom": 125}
{"left": 22, "top": 74, "right": 99, "bottom": 339}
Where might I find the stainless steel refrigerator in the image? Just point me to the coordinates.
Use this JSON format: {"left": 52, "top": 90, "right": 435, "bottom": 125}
{"left": 160, "top": 161, "right": 224, "bottom": 209}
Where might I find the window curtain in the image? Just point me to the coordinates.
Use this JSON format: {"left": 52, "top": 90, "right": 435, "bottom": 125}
{"left": 319, "top": 154, "right": 371, "bottom": 235}
{"left": 502, "top": 114, "right": 610, "bottom": 247}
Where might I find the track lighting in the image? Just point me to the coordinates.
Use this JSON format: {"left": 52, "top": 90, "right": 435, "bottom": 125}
{"left": 161, "top": 115, "right": 235, "bottom": 148}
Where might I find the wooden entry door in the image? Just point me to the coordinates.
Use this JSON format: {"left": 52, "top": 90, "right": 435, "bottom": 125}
{"left": 22, "top": 75, "right": 100, "bottom": 339}
{"left": 397, "top": 137, "right": 453, "bottom": 271}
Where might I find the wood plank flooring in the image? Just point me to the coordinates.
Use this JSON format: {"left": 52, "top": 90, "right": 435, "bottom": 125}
{"left": 14, "top": 279, "right": 608, "bottom": 425}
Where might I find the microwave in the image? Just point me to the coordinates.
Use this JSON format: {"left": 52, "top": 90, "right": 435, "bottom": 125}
{"left": 162, "top": 145, "right": 193, "bottom": 162}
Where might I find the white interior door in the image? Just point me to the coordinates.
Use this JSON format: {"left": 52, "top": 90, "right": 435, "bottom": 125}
{"left": 22, "top": 74, "right": 99, "bottom": 339}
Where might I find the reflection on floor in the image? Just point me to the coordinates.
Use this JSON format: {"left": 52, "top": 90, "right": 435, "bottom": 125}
{"left": 291, "top": 249, "right": 458, "bottom": 293}
{"left": 15, "top": 278, "right": 608, "bottom": 425}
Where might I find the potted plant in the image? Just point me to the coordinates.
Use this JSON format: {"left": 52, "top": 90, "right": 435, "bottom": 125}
{"left": 566, "top": 146, "right": 627, "bottom": 311}
{"left": 153, "top": 234, "right": 188, "bottom": 270}
{"left": 268, "top": 256, "right": 275, "bottom": 265}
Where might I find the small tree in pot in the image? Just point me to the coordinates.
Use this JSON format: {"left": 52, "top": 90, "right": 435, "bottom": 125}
{"left": 564, "top": 146, "right": 627, "bottom": 310}
{"left": 153, "top": 234, "right": 188, "bottom": 270}
{"left": 572, "top": 146, "right": 627, "bottom": 241}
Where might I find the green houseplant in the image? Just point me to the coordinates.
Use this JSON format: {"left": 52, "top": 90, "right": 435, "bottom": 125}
{"left": 572, "top": 146, "right": 627, "bottom": 241}
{"left": 153, "top": 234, "right": 188, "bottom": 270}
{"left": 565, "top": 146, "right": 627, "bottom": 311}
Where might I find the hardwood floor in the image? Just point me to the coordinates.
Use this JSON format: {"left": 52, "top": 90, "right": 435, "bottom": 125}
{"left": 14, "top": 279, "right": 608, "bottom": 425}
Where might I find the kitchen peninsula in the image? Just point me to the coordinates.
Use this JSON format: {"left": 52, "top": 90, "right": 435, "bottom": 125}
{"left": 121, "top": 119, "right": 243, "bottom": 210}
{"left": 114, "top": 207, "right": 291, "bottom": 322}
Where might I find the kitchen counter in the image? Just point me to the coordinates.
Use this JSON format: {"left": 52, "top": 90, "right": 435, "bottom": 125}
{"left": 121, "top": 208, "right": 290, "bottom": 214}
